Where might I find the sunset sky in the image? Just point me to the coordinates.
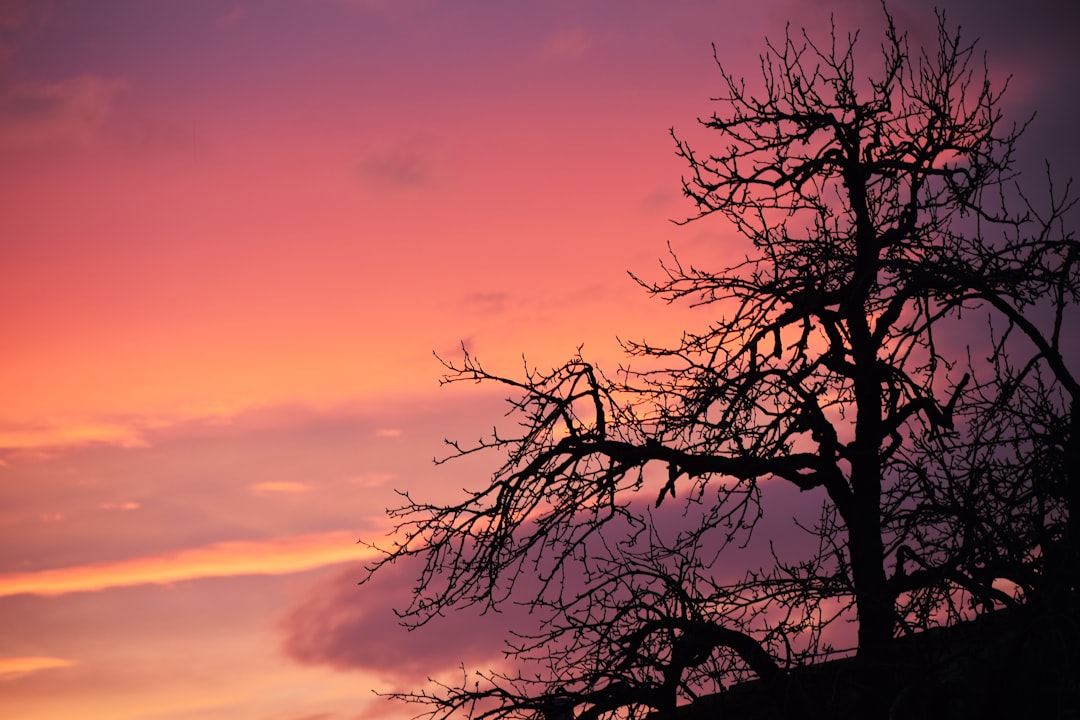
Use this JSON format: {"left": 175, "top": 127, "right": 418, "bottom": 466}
{"left": 2, "top": 1, "right": 1077, "bottom": 718}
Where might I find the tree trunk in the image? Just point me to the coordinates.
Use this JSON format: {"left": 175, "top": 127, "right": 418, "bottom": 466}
{"left": 848, "top": 467, "right": 893, "bottom": 659}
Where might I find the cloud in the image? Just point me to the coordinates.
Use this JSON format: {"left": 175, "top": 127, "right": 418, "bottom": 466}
{"left": 216, "top": 3, "right": 246, "bottom": 27}
{"left": 100, "top": 501, "right": 141, "bottom": 511}
{"left": 314, "top": 0, "right": 429, "bottom": 16}
{"left": 249, "top": 481, "right": 310, "bottom": 495}
{"left": 0, "top": 74, "right": 125, "bottom": 146}
{"left": 357, "top": 142, "right": 436, "bottom": 189}
{"left": 0, "top": 0, "right": 22, "bottom": 29}
{"left": 435, "top": 337, "right": 476, "bottom": 363}
{"left": 280, "top": 484, "right": 838, "bottom": 682}
{"left": 120, "top": 115, "right": 208, "bottom": 159}
{"left": 280, "top": 559, "right": 533, "bottom": 681}
{"left": 0, "top": 420, "right": 149, "bottom": 452}
{"left": 348, "top": 472, "right": 397, "bottom": 488}
{"left": 374, "top": 428, "right": 401, "bottom": 438}
{"left": 539, "top": 29, "right": 591, "bottom": 60}
{"left": 0, "top": 656, "right": 76, "bottom": 679}
{"left": 0, "top": 530, "right": 374, "bottom": 598}
{"left": 281, "top": 506, "right": 709, "bottom": 681}
{"left": 462, "top": 292, "right": 510, "bottom": 316}
{"left": 0, "top": 398, "right": 340, "bottom": 455}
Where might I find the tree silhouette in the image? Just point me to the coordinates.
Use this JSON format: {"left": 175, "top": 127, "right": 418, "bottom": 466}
{"left": 362, "top": 7, "right": 1076, "bottom": 719}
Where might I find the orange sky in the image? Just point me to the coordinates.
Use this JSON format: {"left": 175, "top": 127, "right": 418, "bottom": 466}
{"left": 2, "top": 1, "right": 1077, "bottom": 718}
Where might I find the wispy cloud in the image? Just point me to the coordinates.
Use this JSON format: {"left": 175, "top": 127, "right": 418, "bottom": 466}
{"left": 315, "top": 0, "right": 429, "bottom": 16}
{"left": 348, "top": 472, "right": 397, "bottom": 487}
{"left": 0, "top": 531, "right": 373, "bottom": 598}
{"left": 0, "top": 74, "right": 125, "bottom": 146}
{"left": 0, "top": 402, "right": 257, "bottom": 453}
{"left": 462, "top": 291, "right": 510, "bottom": 316}
{"left": 0, "top": 0, "right": 47, "bottom": 31}
{"left": 0, "top": 656, "right": 76, "bottom": 678}
{"left": 216, "top": 3, "right": 247, "bottom": 27}
{"left": 0, "top": 420, "right": 149, "bottom": 453}
{"left": 249, "top": 481, "right": 310, "bottom": 495}
{"left": 100, "top": 501, "right": 141, "bottom": 512}
{"left": 539, "top": 28, "right": 591, "bottom": 60}
{"left": 357, "top": 138, "right": 440, "bottom": 189}
{"left": 281, "top": 561, "right": 529, "bottom": 681}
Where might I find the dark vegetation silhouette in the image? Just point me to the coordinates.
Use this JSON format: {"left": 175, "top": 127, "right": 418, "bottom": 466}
{"left": 361, "top": 7, "right": 1078, "bottom": 719}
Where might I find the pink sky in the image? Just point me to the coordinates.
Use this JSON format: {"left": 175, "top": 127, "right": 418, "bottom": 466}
{"left": 1, "top": 1, "right": 1077, "bottom": 718}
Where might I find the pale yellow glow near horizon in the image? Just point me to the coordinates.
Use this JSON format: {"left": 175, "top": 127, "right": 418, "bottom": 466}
{"left": 0, "top": 531, "right": 378, "bottom": 598}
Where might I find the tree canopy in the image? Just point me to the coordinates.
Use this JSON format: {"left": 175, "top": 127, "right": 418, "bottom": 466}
{"left": 362, "top": 7, "right": 1077, "bottom": 719}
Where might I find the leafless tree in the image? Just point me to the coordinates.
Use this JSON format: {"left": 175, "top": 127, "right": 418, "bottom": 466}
{"left": 890, "top": 178, "right": 1078, "bottom": 620}
{"left": 361, "top": 7, "right": 1076, "bottom": 718}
